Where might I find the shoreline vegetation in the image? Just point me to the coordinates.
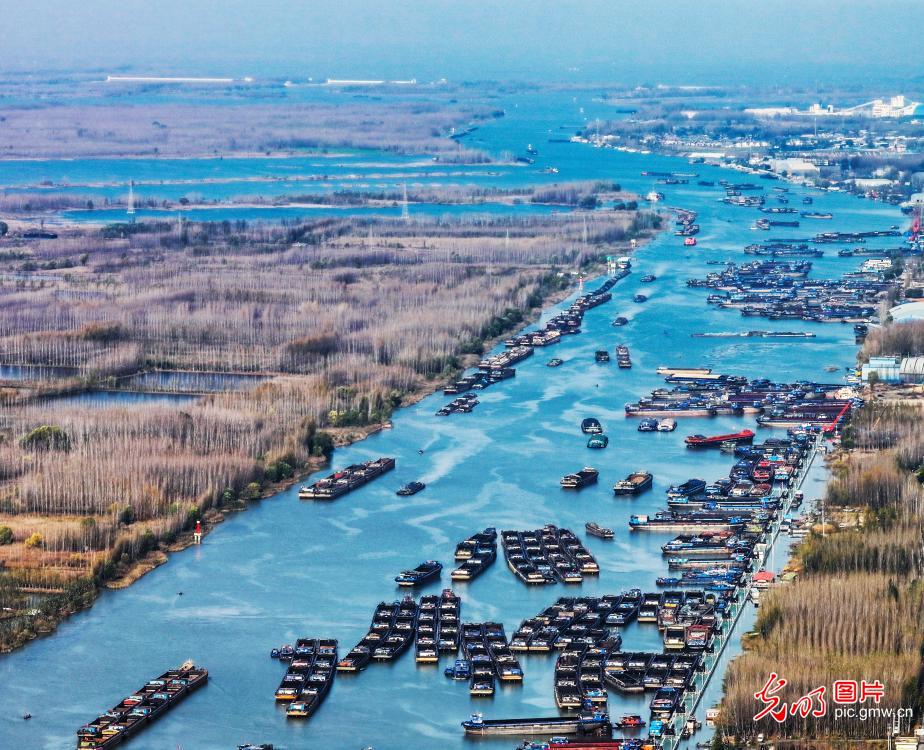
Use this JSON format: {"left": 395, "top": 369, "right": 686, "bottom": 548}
{"left": 0, "top": 181, "right": 636, "bottom": 219}
{"left": 0, "top": 205, "right": 662, "bottom": 653}
{"left": 716, "top": 298, "right": 924, "bottom": 741}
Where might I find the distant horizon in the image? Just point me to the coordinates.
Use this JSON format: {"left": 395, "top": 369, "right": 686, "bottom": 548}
{"left": 1, "top": 0, "right": 921, "bottom": 88}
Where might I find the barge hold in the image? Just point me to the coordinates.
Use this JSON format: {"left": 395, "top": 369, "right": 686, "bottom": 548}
{"left": 451, "top": 528, "right": 498, "bottom": 582}
{"left": 298, "top": 457, "right": 395, "bottom": 500}
{"left": 76, "top": 661, "right": 208, "bottom": 749}
{"left": 613, "top": 471, "right": 653, "bottom": 496}
{"left": 462, "top": 709, "right": 612, "bottom": 736}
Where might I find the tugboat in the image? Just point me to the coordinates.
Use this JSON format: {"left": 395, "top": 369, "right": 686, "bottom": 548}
{"left": 587, "top": 434, "right": 609, "bottom": 449}
{"left": 547, "top": 358, "right": 564, "bottom": 367}
{"left": 581, "top": 417, "right": 603, "bottom": 434}
{"left": 395, "top": 560, "right": 443, "bottom": 587}
{"left": 585, "top": 522, "right": 614, "bottom": 539}
{"left": 637, "top": 418, "right": 659, "bottom": 432}
{"left": 561, "top": 467, "right": 600, "bottom": 489}
{"left": 612, "top": 317, "right": 629, "bottom": 327}
{"left": 613, "top": 471, "right": 653, "bottom": 495}
{"left": 633, "top": 294, "right": 648, "bottom": 303}
{"left": 657, "top": 418, "right": 677, "bottom": 432}
{"left": 396, "top": 481, "right": 426, "bottom": 496}
{"left": 595, "top": 350, "right": 610, "bottom": 362}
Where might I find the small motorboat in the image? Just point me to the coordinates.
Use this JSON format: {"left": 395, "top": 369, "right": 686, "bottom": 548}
{"left": 587, "top": 434, "right": 609, "bottom": 449}
{"left": 585, "top": 522, "right": 614, "bottom": 539}
{"left": 638, "top": 418, "right": 659, "bottom": 432}
{"left": 396, "top": 481, "right": 426, "bottom": 496}
{"left": 395, "top": 560, "right": 443, "bottom": 587}
{"left": 581, "top": 417, "right": 603, "bottom": 434}
{"left": 633, "top": 294, "right": 648, "bottom": 303}
{"left": 444, "top": 659, "right": 472, "bottom": 680}
{"left": 657, "top": 418, "right": 676, "bottom": 432}
{"left": 595, "top": 350, "right": 610, "bottom": 362}
{"left": 640, "top": 274, "right": 657, "bottom": 283}
{"left": 612, "top": 317, "right": 629, "bottom": 327}
{"left": 547, "top": 358, "right": 564, "bottom": 367}
{"left": 615, "top": 714, "right": 646, "bottom": 729}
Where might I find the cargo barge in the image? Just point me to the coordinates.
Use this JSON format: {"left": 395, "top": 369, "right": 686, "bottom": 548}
{"left": 613, "top": 471, "right": 653, "bottom": 496}
{"left": 502, "top": 526, "right": 599, "bottom": 584}
{"left": 278, "top": 639, "right": 338, "bottom": 719}
{"left": 562, "top": 467, "right": 600, "bottom": 489}
{"left": 462, "top": 710, "right": 612, "bottom": 736}
{"left": 416, "top": 588, "right": 460, "bottom": 662}
{"left": 298, "top": 457, "right": 395, "bottom": 500}
{"left": 76, "top": 662, "right": 208, "bottom": 749}
{"left": 451, "top": 527, "right": 497, "bottom": 581}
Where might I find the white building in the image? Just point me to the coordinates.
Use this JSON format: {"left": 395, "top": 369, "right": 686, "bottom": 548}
{"left": 769, "top": 158, "right": 820, "bottom": 176}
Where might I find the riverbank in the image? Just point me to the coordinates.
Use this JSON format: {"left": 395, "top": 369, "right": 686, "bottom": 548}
{"left": 716, "top": 381, "right": 924, "bottom": 742}
{"left": 0, "top": 211, "right": 657, "bottom": 654}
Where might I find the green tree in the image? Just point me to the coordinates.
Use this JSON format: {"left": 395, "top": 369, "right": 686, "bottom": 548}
{"left": 0, "top": 526, "right": 13, "bottom": 545}
{"left": 20, "top": 425, "right": 71, "bottom": 452}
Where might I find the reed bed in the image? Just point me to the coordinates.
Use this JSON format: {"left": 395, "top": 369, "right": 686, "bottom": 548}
{"left": 719, "top": 400, "right": 924, "bottom": 740}
{"left": 0, "top": 212, "right": 653, "bottom": 643}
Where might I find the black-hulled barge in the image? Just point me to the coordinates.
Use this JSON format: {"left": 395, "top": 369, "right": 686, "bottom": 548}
{"left": 76, "top": 662, "right": 208, "bottom": 749}
{"left": 451, "top": 528, "right": 498, "bottom": 582}
{"left": 298, "top": 457, "right": 395, "bottom": 500}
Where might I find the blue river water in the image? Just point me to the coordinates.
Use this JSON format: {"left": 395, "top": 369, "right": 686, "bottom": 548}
{"left": 0, "top": 89, "right": 906, "bottom": 750}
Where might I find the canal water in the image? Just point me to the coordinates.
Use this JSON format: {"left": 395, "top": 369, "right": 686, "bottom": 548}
{"left": 0, "top": 90, "right": 905, "bottom": 750}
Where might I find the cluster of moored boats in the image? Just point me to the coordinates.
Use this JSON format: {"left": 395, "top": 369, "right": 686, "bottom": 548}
{"left": 273, "top": 639, "right": 338, "bottom": 718}
{"left": 436, "top": 275, "right": 628, "bottom": 417}
{"left": 454, "top": 621, "right": 524, "bottom": 696}
{"left": 77, "top": 662, "right": 208, "bottom": 748}
{"left": 298, "top": 457, "right": 395, "bottom": 500}
{"left": 625, "top": 367, "right": 858, "bottom": 433}
{"left": 502, "top": 526, "right": 599, "bottom": 584}
{"left": 451, "top": 527, "right": 498, "bottom": 581}
{"left": 337, "top": 596, "right": 420, "bottom": 671}
{"left": 689, "top": 257, "right": 893, "bottom": 323}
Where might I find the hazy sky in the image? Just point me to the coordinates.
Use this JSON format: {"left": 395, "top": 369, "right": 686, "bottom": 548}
{"left": 1, "top": 0, "right": 920, "bottom": 85}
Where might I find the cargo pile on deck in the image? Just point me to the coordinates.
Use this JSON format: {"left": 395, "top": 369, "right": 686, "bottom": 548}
{"left": 298, "top": 457, "right": 395, "bottom": 500}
